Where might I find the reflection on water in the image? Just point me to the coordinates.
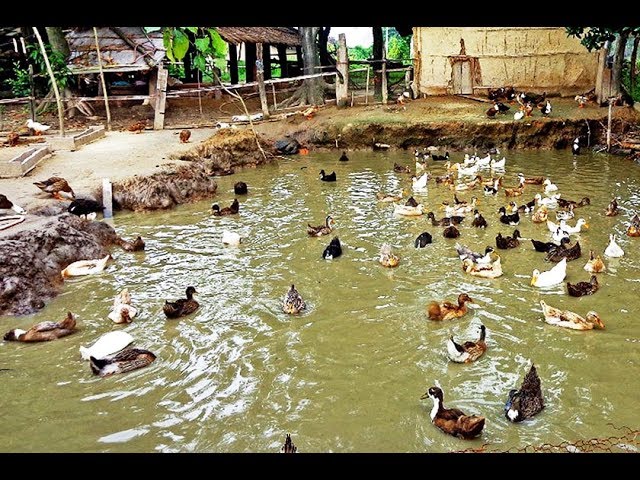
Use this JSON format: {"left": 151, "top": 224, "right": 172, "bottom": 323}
{"left": 1, "top": 149, "right": 640, "bottom": 452}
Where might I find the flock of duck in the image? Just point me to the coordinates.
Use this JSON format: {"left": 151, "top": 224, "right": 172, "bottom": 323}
{"left": 2, "top": 140, "right": 638, "bottom": 450}
{"left": 280, "top": 146, "right": 638, "bottom": 442}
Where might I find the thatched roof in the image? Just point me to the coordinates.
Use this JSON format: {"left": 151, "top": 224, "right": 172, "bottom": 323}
{"left": 65, "top": 27, "right": 166, "bottom": 74}
{"left": 215, "top": 27, "right": 301, "bottom": 47}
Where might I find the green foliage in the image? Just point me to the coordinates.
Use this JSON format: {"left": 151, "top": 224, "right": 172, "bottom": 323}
{"left": 28, "top": 43, "right": 72, "bottom": 91}
{"left": 622, "top": 59, "right": 640, "bottom": 102}
{"left": 162, "top": 27, "right": 228, "bottom": 75}
{"left": 7, "top": 61, "right": 30, "bottom": 97}
{"left": 386, "top": 27, "right": 411, "bottom": 60}
{"left": 348, "top": 45, "right": 373, "bottom": 61}
{"left": 566, "top": 27, "right": 640, "bottom": 51}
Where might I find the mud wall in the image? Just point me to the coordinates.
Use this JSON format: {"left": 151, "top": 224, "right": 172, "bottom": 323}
{"left": 413, "top": 27, "right": 599, "bottom": 96}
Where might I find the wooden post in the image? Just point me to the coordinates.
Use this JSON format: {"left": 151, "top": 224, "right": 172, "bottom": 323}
{"left": 153, "top": 66, "right": 168, "bottom": 130}
{"left": 102, "top": 178, "right": 113, "bottom": 218}
{"left": 256, "top": 43, "right": 270, "bottom": 119}
{"left": 271, "top": 83, "right": 277, "bottom": 110}
{"left": 263, "top": 43, "right": 272, "bottom": 80}
{"left": 607, "top": 101, "right": 613, "bottom": 152}
{"left": 365, "top": 65, "right": 370, "bottom": 104}
{"left": 595, "top": 41, "right": 611, "bottom": 105}
{"left": 32, "top": 27, "right": 65, "bottom": 136}
{"left": 245, "top": 43, "right": 257, "bottom": 83}
{"left": 229, "top": 43, "right": 239, "bottom": 84}
{"left": 381, "top": 57, "right": 388, "bottom": 105}
{"left": 93, "top": 27, "right": 111, "bottom": 131}
{"left": 28, "top": 64, "right": 36, "bottom": 121}
{"left": 335, "top": 33, "right": 349, "bottom": 108}
{"left": 277, "top": 45, "right": 289, "bottom": 78}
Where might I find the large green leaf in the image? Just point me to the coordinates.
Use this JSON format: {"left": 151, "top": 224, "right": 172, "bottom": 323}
{"left": 195, "top": 37, "right": 211, "bottom": 53}
{"left": 209, "top": 29, "right": 227, "bottom": 57}
{"left": 185, "top": 27, "right": 198, "bottom": 34}
{"left": 172, "top": 29, "right": 190, "bottom": 61}
{"left": 163, "top": 29, "right": 175, "bottom": 62}
{"left": 193, "top": 54, "right": 206, "bottom": 72}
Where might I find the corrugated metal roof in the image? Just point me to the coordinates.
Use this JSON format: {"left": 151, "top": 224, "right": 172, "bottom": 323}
{"left": 215, "top": 27, "right": 300, "bottom": 46}
{"left": 66, "top": 27, "right": 166, "bottom": 74}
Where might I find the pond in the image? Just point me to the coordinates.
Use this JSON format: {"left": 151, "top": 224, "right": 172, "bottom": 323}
{"left": 1, "top": 149, "right": 639, "bottom": 453}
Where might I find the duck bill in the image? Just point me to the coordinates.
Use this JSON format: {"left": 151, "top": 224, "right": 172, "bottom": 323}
{"left": 419, "top": 392, "right": 429, "bottom": 400}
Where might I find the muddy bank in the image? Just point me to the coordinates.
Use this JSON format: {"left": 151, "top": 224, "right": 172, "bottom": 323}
{"left": 0, "top": 215, "right": 120, "bottom": 316}
{"left": 174, "top": 128, "right": 277, "bottom": 173}
{"left": 261, "top": 107, "right": 639, "bottom": 154}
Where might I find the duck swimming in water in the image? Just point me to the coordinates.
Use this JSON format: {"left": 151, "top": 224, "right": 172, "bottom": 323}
{"left": 322, "top": 236, "right": 342, "bottom": 260}
{"left": 90, "top": 347, "right": 156, "bottom": 377}
{"left": 505, "top": 364, "right": 544, "bottom": 423}
{"left": 163, "top": 286, "right": 199, "bottom": 319}
{"left": 446, "top": 324, "right": 487, "bottom": 363}
{"left": 4, "top": 312, "right": 76, "bottom": 342}
{"left": 420, "top": 386, "right": 485, "bottom": 439}
{"left": 283, "top": 284, "right": 306, "bottom": 314}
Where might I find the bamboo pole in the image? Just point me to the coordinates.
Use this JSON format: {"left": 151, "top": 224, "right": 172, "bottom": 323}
{"left": 271, "top": 83, "right": 277, "bottom": 110}
{"left": 607, "top": 101, "right": 613, "bottom": 152}
{"left": 93, "top": 27, "right": 111, "bottom": 131}
{"left": 256, "top": 43, "right": 270, "bottom": 119}
{"left": 365, "top": 66, "right": 370, "bottom": 104}
{"left": 381, "top": 56, "right": 388, "bottom": 105}
{"left": 32, "top": 27, "right": 64, "bottom": 136}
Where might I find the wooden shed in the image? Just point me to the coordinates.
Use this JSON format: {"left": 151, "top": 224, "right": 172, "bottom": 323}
{"left": 412, "top": 27, "right": 600, "bottom": 97}
{"left": 215, "top": 27, "right": 301, "bottom": 84}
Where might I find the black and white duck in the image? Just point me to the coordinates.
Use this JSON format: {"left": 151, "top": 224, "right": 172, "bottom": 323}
{"left": 498, "top": 206, "right": 520, "bottom": 225}
{"left": 89, "top": 347, "right": 156, "bottom": 377}
{"left": 414, "top": 231, "right": 433, "bottom": 248}
{"left": 67, "top": 198, "right": 105, "bottom": 219}
{"left": 505, "top": 364, "right": 544, "bottom": 423}
{"left": 322, "top": 236, "right": 342, "bottom": 260}
{"left": 421, "top": 386, "right": 485, "bottom": 439}
{"left": 319, "top": 169, "right": 337, "bottom": 182}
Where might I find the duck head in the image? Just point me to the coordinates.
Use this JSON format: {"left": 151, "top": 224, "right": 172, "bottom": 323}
{"left": 586, "top": 311, "right": 605, "bottom": 329}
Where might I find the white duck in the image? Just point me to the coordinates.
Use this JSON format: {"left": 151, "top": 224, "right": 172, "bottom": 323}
{"left": 534, "top": 193, "right": 560, "bottom": 208}
{"left": 26, "top": 119, "right": 51, "bottom": 135}
{"left": 604, "top": 234, "right": 624, "bottom": 258}
{"left": 475, "top": 154, "right": 492, "bottom": 168}
{"left": 543, "top": 178, "right": 558, "bottom": 193}
{"left": 412, "top": 173, "right": 429, "bottom": 193}
{"left": 79, "top": 330, "right": 134, "bottom": 360}
{"left": 514, "top": 110, "right": 524, "bottom": 120}
{"left": 444, "top": 197, "right": 477, "bottom": 216}
{"left": 108, "top": 288, "right": 138, "bottom": 324}
{"left": 551, "top": 226, "right": 571, "bottom": 244}
{"left": 531, "top": 257, "right": 567, "bottom": 287}
{"left": 457, "top": 163, "right": 479, "bottom": 177}
{"left": 490, "top": 157, "right": 506, "bottom": 170}
{"left": 61, "top": 254, "right": 111, "bottom": 278}
{"left": 463, "top": 154, "right": 476, "bottom": 166}
{"left": 222, "top": 230, "right": 242, "bottom": 246}
{"left": 462, "top": 255, "right": 503, "bottom": 278}
{"left": 394, "top": 203, "right": 424, "bottom": 216}
{"left": 560, "top": 218, "right": 588, "bottom": 235}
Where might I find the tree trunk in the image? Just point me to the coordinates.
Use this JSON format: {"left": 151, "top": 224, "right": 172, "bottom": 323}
{"left": 45, "top": 27, "right": 70, "bottom": 58}
{"left": 372, "top": 27, "right": 383, "bottom": 100}
{"left": 280, "top": 27, "right": 325, "bottom": 108}
{"left": 319, "top": 26, "right": 332, "bottom": 68}
{"left": 630, "top": 35, "right": 639, "bottom": 95}
{"left": 45, "top": 27, "right": 75, "bottom": 118}
{"left": 612, "top": 30, "right": 630, "bottom": 97}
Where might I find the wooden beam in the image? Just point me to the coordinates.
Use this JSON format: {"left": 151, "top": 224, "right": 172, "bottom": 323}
{"left": 245, "top": 43, "right": 256, "bottom": 83}
{"left": 263, "top": 43, "right": 272, "bottom": 80}
{"left": 381, "top": 57, "right": 388, "bottom": 105}
{"left": 93, "top": 27, "right": 111, "bottom": 131}
{"left": 277, "top": 45, "right": 289, "bottom": 78}
{"left": 335, "top": 33, "right": 349, "bottom": 108}
{"left": 256, "top": 43, "right": 270, "bottom": 119}
{"left": 229, "top": 43, "right": 239, "bottom": 85}
{"left": 153, "top": 66, "right": 168, "bottom": 130}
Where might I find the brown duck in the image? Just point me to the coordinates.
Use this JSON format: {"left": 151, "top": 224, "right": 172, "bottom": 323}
{"left": 605, "top": 198, "right": 619, "bottom": 216}
{"left": 421, "top": 386, "right": 485, "bottom": 439}
{"left": 567, "top": 275, "right": 599, "bottom": 297}
{"left": 446, "top": 324, "right": 487, "bottom": 363}
{"left": 33, "top": 177, "right": 75, "bottom": 200}
{"left": 212, "top": 198, "right": 239, "bottom": 216}
{"left": 427, "top": 212, "right": 464, "bottom": 226}
{"left": 495, "top": 229, "right": 522, "bottom": 249}
{"left": 545, "top": 240, "right": 581, "bottom": 262}
{"left": 90, "top": 347, "right": 156, "bottom": 377}
{"left": 427, "top": 293, "right": 473, "bottom": 321}
{"left": 163, "top": 286, "right": 199, "bottom": 319}
{"left": 3, "top": 312, "right": 76, "bottom": 342}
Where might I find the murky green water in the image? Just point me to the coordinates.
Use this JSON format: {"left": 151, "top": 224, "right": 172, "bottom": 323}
{"left": 1, "top": 149, "right": 639, "bottom": 453}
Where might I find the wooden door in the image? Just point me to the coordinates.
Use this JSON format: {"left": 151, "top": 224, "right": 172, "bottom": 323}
{"left": 452, "top": 59, "right": 473, "bottom": 95}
